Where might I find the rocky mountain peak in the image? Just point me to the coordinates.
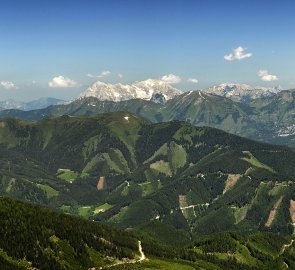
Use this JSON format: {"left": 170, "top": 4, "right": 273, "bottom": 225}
{"left": 203, "top": 83, "right": 282, "bottom": 102}
{"left": 78, "top": 79, "right": 182, "bottom": 102}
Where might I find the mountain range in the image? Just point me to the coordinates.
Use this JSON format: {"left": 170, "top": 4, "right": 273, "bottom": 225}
{"left": 80, "top": 80, "right": 283, "bottom": 103}
{"left": 1, "top": 83, "right": 294, "bottom": 148}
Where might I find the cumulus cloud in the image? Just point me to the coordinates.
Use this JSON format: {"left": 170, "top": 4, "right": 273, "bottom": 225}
{"left": 87, "top": 70, "right": 111, "bottom": 78}
{"left": 118, "top": 73, "right": 123, "bottom": 79}
{"left": 224, "top": 46, "right": 253, "bottom": 61}
{"left": 258, "top": 70, "right": 278, "bottom": 82}
{"left": 0, "top": 81, "right": 17, "bottom": 90}
{"left": 187, "top": 78, "right": 199, "bottom": 84}
{"left": 161, "top": 74, "right": 181, "bottom": 84}
{"left": 48, "top": 76, "right": 78, "bottom": 88}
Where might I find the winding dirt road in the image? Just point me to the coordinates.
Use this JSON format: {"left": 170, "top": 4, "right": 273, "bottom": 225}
{"left": 102, "top": 240, "right": 146, "bottom": 269}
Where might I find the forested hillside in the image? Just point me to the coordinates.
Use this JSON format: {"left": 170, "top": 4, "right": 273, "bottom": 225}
{"left": 0, "top": 112, "right": 295, "bottom": 245}
{"left": 0, "top": 196, "right": 140, "bottom": 269}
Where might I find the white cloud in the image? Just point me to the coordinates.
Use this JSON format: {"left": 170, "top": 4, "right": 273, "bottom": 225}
{"left": 87, "top": 70, "right": 111, "bottom": 78}
{"left": 224, "top": 46, "right": 253, "bottom": 61}
{"left": 258, "top": 70, "right": 278, "bottom": 82}
{"left": 118, "top": 73, "right": 123, "bottom": 79}
{"left": 187, "top": 78, "right": 199, "bottom": 84}
{"left": 0, "top": 81, "right": 17, "bottom": 90}
{"left": 161, "top": 74, "right": 181, "bottom": 84}
{"left": 48, "top": 76, "right": 78, "bottom": 88}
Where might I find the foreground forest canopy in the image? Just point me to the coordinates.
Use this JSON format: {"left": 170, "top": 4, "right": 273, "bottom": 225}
{"left": 1, "top": 196, "right": 295, "bottom": 270}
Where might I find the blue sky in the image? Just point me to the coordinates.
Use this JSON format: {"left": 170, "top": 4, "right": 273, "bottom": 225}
{"left": 0, "top": 0, "right": 295, "bottom": 101}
